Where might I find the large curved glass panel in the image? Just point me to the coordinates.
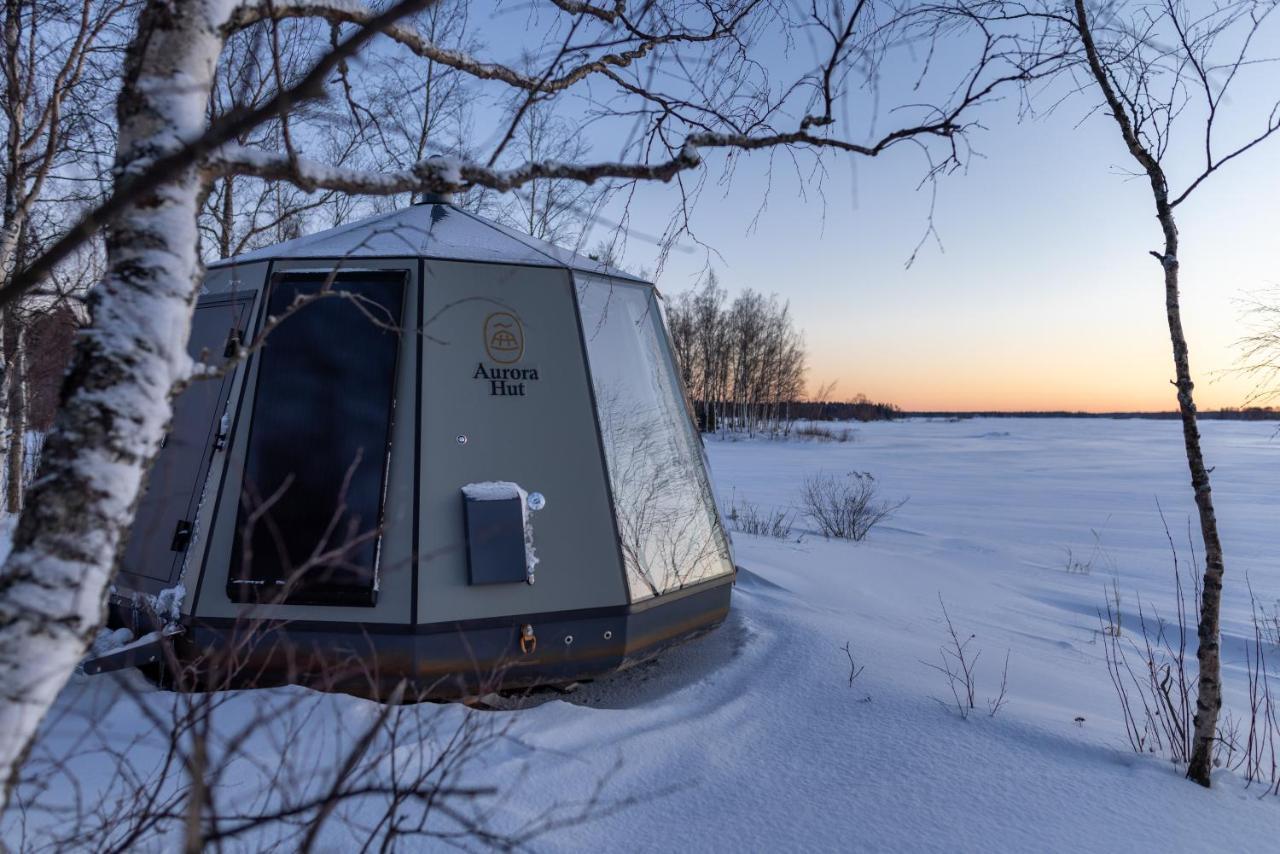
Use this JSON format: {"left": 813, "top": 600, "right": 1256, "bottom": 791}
{"left": 575, "top": 276, "right": 733, "bottom": 600}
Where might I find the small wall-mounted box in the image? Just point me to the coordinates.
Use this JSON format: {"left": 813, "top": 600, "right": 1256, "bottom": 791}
{"left": 461, "top": 482, "right": 537, "bottom": 585}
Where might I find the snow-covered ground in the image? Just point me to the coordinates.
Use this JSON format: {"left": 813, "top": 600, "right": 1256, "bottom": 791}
{"left": 5, "top": 417, "right": 1280, "bottom": 851}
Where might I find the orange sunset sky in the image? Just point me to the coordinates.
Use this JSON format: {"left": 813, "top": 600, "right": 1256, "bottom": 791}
{"left": 601, "top": 57, "right": 1279, "bottom": 413}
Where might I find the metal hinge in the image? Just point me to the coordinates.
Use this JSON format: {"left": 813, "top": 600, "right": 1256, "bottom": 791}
{"left": 170, "top": 520, "right": 194, "bottom": 552}
{"left": 213, "top": 412, "right": 230, "bottom": 451}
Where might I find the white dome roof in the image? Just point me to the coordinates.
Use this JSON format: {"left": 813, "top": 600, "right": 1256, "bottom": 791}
{"left": 209, "top": 202, "right": 646, "bottom": 283}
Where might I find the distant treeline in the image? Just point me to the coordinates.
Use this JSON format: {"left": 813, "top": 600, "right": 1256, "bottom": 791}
{"left": 666, "top": 275, "right": 903, "bottom": 434}
{"left": 667, "top": 274, "right": 806, "bottom": 436}
{"left": 903, "top": 408, "right": 1280, "bottom": 421}
{"left": 789, "top": 396, "right": 902, "bottom": 422}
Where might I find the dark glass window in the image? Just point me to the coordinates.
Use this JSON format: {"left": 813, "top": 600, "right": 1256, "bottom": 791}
{"left": 229, "top": 272, "right": 405, "bottom": 606}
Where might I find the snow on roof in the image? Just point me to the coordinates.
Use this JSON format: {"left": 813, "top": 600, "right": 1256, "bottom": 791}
{"left": 209, "top": 203, "right": 648, "bottom": 283}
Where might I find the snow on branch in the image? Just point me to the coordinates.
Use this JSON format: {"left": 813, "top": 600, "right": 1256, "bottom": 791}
{"left": 209, "top": 118, "right": 973, "bottom": 197}
{"left": 212, "top": 141, "right": 701, "bottom": 193}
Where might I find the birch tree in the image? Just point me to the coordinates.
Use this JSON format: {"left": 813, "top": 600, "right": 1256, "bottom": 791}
{"left": 962, "top": 0, "right": 1280, "bottom": 786}
{"left": 668, "top": 276, "right": 806, "bottom": 435}
{"left": 362, "top": 0, "right": 477, "bottom": 209}
{"left": 0, "top": 0, "right": 126, "bottom": 513}
{"left": 0, "top": 0, "right": 1046, "bottom": 808}
{"left": 199, "top": 20, "right": 347, "bottom": 259}
{"left": 1067, "top": 0, "right": 1279, "bottom": 788}
{"left": 496, "top": 101, "right": 607, "bottom": 248}
{"left": 1237, "top": 289, "right": 1280, "bottom": 404}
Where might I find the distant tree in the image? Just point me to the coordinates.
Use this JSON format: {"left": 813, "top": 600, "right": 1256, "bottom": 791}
{"left": 1237, "top": 288, "right": 1280, "bottom": 406}
{"left": 0, "top": 0, "right": 126, "bottom": 513}
{"left": 494, "top": 101, "right": 608, "bottom": 249}
{"left": 667, "top": 272, "right": 806, "bottom": 435}
{"left": 199, "top": 20, "right": 346, "bottom": 260}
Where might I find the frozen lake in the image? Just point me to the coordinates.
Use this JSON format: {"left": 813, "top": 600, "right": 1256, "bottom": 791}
{"left": 6, "top": 417, "right": 1280, "bottom": 851}
{"left": 707, "top": 417, "right": 1280, "bottom": 646}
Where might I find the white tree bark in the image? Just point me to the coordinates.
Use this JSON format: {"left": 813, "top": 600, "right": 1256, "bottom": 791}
{"left": 4, "top": 320, "right": 24, "bottom": 513}
{"left": 0, "top": 0, "right": 231, "bottom": 809}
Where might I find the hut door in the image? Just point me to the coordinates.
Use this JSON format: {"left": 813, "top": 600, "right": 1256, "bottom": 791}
{"left": 228, "top": 271, "right": 405, "bottom": 606}
{"left": 118, "top": 292, "right": 254, "bottom": 593}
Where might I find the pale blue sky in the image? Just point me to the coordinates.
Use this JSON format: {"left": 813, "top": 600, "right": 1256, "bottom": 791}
{"left": 466, "top": 3, "right": 1280, "bottom": 411}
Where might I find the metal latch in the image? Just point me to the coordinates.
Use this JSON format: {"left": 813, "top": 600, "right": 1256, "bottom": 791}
{"left": 519, "top": 623, "right": 536, "bottom": 655}
{"left": 170, "top": 519, "right": 194, "bottom": 552}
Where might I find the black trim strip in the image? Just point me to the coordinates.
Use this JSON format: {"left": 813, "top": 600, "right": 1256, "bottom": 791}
{"left": 195, "top": 291, "right": 253, "bottom": 309}
{"left": 180, "top": 572, "right": 733, "bottom": 636}
{"left": 411, "top": 257, "right": 425, "bottom": 626}
{"left": 169, "top": 582, "right": 731, "bottom": 699}
{"left": 212, "top": 250, "right": 650, "bottom": 285}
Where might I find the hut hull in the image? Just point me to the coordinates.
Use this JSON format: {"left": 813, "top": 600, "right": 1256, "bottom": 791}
{"left": 106, "top": 203, "right": 738, "bottom": 699}
{"left": 106, "top": 577, "right": 731, "bottom": 699}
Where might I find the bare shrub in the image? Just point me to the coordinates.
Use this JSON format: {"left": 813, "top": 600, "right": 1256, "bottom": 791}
{"left": 8, "top": 596, "right": 642, "bottom": 850}
{"left": 793, "top": 423, "right": 854, "bottom": 443}
{"left": 840, "top": 641, "right": 871, "bottom": 703}
{"left": 801, "top": 471, "right": 905, "bottom": 541}
{"left": 924, "top": 596, "right": 980, "bottom": 719}
{"left": 988, "top": 652, "right": 1010, "bottom": 718}
{"left": 726, "top": 493, "right": 794, "bottom": 539}
{"left": 1236, "top": 582, "right": 1280, "bottom": 793}
{"left": 1096, "top": 507, "right": 1280, "bottom": 786}
{"left": 1099, "top": 578, "right": 1123, "bottom": 638}
{"left": 1100, "top": 522, "right": 1197, "bottom": 762}
{"left": 1258, "top": 598, "right": 1280, "bottom": 649}
{"left": 922, "top": 596, "right": 1009, "bottom": 720}
{"left": 1063, "top": 525, "right": 1114, "bottom": 575}
{"left": 1104, "top": 562, "right": 1280, "bottom": 794}
{"left": 840, "top": 642, "right": 865, "bottom": 688}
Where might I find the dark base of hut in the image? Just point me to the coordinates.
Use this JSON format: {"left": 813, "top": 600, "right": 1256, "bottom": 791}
{"left": 105, "top": 576, "right": 733, "bottom": 701}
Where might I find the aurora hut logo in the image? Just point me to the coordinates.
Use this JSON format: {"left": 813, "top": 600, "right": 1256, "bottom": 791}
{"left": 476, "top": 310, "right": 538, "bottom": 396}
{"left": 483, "top": 311, "right": 524, "bottom": 363}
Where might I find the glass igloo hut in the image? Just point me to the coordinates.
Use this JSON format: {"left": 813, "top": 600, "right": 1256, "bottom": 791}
{"left": 103, "top": 200, "right": 736, "bottom": 698}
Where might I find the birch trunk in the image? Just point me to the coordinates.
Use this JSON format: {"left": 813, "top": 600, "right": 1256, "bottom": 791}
{"left": 218, "top": 173, "right": 234, "bottom": 259}
{"left": 0, "top": 0, "right": 19, "bottom": 473}
{"left": 0, "top": 315, "right": 7, "bottom": 490}
{"left": 1163, "top": 240, "right": 1227, "bottom": 786}
{"left": 5, "top": 320, "right": 24, "bottom": 513}
{"left": 1073, "top": 0, "right": 1226, "bottom": 787}
{"left": 0, "top": 0, "right": 229, "bottom": 809}
{"left": 0, "top": 0, "right": 24, "bottom": 282}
